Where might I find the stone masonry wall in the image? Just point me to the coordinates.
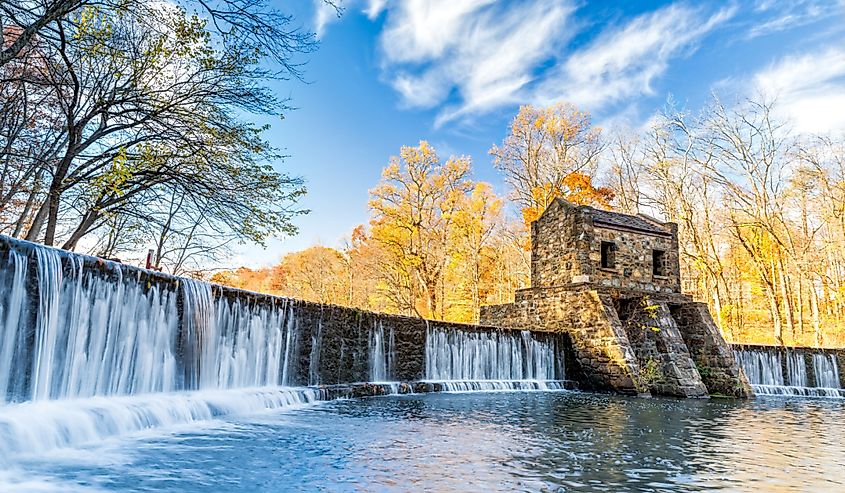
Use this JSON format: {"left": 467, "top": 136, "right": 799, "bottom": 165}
{"left": 205, "top": 286, "right": 576, "bottom": 386}
{"left": 531, "top": 200, "right": 588, "bottom": 288}
{"left": 676, "top": 304, "right": 752, "bottom": 397}
{"left": 483, "top": 288, "right": 643, "bottom": 393}
{"left": 482, "top": 286, "right": 749, "bottom": 397}
{"left": 616, "top": 300, "right": 708, "bottom": 398}
{"left": 530, "top": 200, "right": 681, "bottom": 294}
{"left": 0, "top": 236, "right": 574, "bottom": 391}
{"left": 589, "top": 226, "right": 680, "bottom": 293}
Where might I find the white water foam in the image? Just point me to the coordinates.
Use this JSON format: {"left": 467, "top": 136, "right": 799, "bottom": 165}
{"left": 423, "top": 380, "right": 568, "bottom": 392}
{"left": 0, "top": 387, "right": 324, "bottom": 457}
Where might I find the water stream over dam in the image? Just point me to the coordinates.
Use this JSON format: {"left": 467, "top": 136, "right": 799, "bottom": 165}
{"left": 0, "top": 237, "right": 571, "bottom": 459}
{"left": 0, "top": 239, "right": 842, "bottom": 491}
{"left": 0, "top": 241, "right": 334, "bottom": 457}
{"left": 734, "top": 347, "right": 844, "bottom": 397}
{"left": 424, "top": 325, "right": 565, "bottom": 391}
{"left": 1, "top": 237, "right": 845, "bottom": 491}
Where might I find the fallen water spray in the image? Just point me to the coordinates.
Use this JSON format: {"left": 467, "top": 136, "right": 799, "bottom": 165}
{"left": 813, "top": 353, "right": 841, "bottom": 389}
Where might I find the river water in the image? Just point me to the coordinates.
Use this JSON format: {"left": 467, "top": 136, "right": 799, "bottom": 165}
{"left": 3, "top": 390, "right": 844, "bottom": 492}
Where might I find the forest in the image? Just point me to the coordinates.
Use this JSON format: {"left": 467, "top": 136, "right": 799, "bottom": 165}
{"left": 212, "top": 101, "right": 845, "bottom": 348}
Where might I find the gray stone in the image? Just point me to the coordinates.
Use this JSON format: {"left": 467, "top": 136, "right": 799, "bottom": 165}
{"left": 481, "top": 199, "right": 750, "bottom": 398}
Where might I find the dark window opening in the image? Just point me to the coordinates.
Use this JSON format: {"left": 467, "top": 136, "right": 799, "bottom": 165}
{"left": 600, "top": 241, "right": 616, "bottom": 269}
{"left": 653, "top": 249, "right": 667, "bottom": 277}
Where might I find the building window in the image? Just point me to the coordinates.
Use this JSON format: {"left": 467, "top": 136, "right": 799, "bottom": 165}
{"left": 600, "top": 241, "right": 616, "bottom": 269}
{"left": 653, "top": 249, "right": 667, "bottom": 277}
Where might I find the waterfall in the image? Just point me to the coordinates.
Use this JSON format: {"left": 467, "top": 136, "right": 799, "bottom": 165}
{"left": 424, "top": 326, "right": 564, "bottom": 390}
{"left": 0, "top": 239, "right": 323, "bottom": 455}
{"left": 735, "top": 348, "right": 844, "bottom": 398}
{"left": 0, "top": 235, "right": 577, "bottom": 458}
{"left": 734, "top": 349, "right": 784, "bottom": 386}
{"left": 0, "top": 245, "right": 182, "bottom": 403}
{"left": 786, "top": 351, "right": 808, "bottom": 387}
{"left": 0, "top": 253, "right": 305, "bottom": 401}
{"left": 813, "top": 354, "right": 841, "bottom": 389}
{"left": 309, "top": 313, "right": 323, "bottom": 386}
{"left": 368, "top": 320, "right": 394, "bottom": 382}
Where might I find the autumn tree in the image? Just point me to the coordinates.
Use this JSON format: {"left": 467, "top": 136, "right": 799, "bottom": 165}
{"left": 0, "top": 2, "right": 305, "bottom": 272}
{"left": 606, "top": 94, "right": 845, "bottom": 347}
{"left": 446, "top": 182, "right": 503, "bottom": 322}
{"left": 273, "top": 246, "right": 349, "bottom": 305}
{"left": 368, "top": 141, "right": 474, "bottom": 319}
{"left": 490, "top": 103, "right": 609, "bottom": 225}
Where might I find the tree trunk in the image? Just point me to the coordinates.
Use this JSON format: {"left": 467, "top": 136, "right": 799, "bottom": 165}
{"left": 810, "top": 279, "right": 822, "bottom": 347}
{"left": 11, "top": 170, "right": 44, "bottom": 238}
{"left": 42, "top": 184, "right": 62, "bottom": 246}
{"left": 24, "top": 199, "right": 49, "bottom": 242}
{"left": 777, "top": 257, "right": 795, "bottom": 341}
{"left": 61, "top": 209, "right": 99, "bottom": 251}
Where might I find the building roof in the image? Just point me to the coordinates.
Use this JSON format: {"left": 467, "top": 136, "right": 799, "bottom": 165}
{"left": 584, "top": 206, "right": 672, "bottom": 236}
{"left": 540, "top": 198, "right": 673, "bottom": 237}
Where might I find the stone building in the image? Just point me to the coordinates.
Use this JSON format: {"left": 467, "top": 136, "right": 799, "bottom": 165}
{"left": 481, "top": 199, "right": 751, "bottom": 398}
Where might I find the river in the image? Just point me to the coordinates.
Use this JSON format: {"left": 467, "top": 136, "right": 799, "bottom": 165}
{"left": 3, "top": 389, "right": 844, "bottom": 492}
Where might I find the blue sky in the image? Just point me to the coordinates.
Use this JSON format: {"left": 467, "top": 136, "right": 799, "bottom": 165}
{"left": 233, "top": 0, "right": 845, "bottom": 267}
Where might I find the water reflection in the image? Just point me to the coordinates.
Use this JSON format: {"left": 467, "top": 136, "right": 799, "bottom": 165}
{"left": 11, "top": 392, "right": 845, "bottom": 492}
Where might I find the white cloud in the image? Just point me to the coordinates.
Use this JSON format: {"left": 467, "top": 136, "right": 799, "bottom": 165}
{"left": 373, "top": 2, "right": 733, "bottom": 127}
{"left": 364, "top": 0, "right": 388, "bottom": 19}
{"left": 753, "top": 47, "right": 845, "bottom": 133}
{"left": 376, "top": 1, "right": 573, "bottom": 126}
{"left": 745, "top": 0, "right": 829, "bottom": 39}
{"left": 533, "top": 4, "right": 735, "bottom": 111}
{"left": 313, "top": 0, "right": 341, "bottom": 39}
{"left": 380, "top": 1, "right": 497, "bottom": 63}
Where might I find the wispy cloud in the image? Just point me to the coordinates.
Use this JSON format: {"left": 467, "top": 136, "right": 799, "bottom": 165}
{"left": 534, "top": 4, "right": 735, "bottom": 112}
{"left": 753, "top": 47, "right": 845, "bottom": 133}
{"left": 313, "top": 0, "right": 342, "bottom": 39}
{"left": 746, "top": 0, "right": 828, "bottom": 39}
{"left": 363, "top": 0, "right": 387, "bottom": 19}
{"left": 373, "top": 2, "right": 733, "bottom": 127}
{"left": 376, "top": 0, "right": 573, "bottom": 126}
{"left": 314, "top": 0, "right": 391, "bottom": 37}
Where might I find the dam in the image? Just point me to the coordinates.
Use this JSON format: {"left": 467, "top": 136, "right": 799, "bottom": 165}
{"left": 0, "top": 203, "right": 844, "bottom": 490}
{"left": 0, "top": 201, "right": 758, "bottom": 412}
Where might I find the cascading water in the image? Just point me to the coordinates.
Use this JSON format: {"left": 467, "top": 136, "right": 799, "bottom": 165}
{"left": 0, "top": 235, "right": 577, "bottom": 462}
{"left": 1, "top": 245, "right": 182, "bottom": 402}
{"left": 0, "top": 239, "right": 322, "bottom": 457}
{"left": 786, "top": 351, "right": 808, "bottom": 387}
{"left": 735, "top": 348, "right": 844, "bottom": 398}
{"left": 813, "top": 353, "right": 841, "bottom": 389}
{"left": 309, "top": 312, "right": 323, "bottom": 386}
{"left": 734, "top": 349, "right": 784, "bottom": 387}
{"left": 424, "top": 326, "right": 565, "bottom": 391}
{"left": 369, "top": 320, "right": 393, "bottom": 382}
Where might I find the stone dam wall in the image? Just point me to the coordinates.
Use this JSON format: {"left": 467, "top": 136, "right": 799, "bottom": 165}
{"left": 11, "top": 235, "right": 839, "bottom": 401}
{"left": 0, "top": 236, "right": 570, "bottom": 404}
{"left": 481, "top": 286, "right": 752, "bottom": 398}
